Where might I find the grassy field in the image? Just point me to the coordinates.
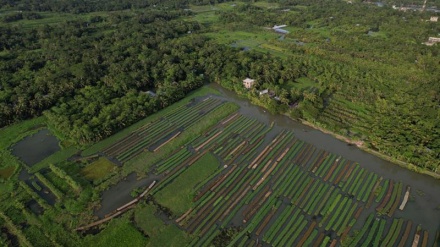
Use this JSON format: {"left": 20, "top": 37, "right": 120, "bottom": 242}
{"left": 134, "top": 203, "right": 193, "bottom": 247}
{"left": 134, "top": 204, "right": 165, "bottom": 236}
{"left": 147, "top": 224, "right": 191, "bottom": 247}
{"left": 81, "top": 157, "right": 117, "bottom": 181}
{"left": 83, "top": 216, "right": 147, "bottom": 247}
{"left": 0, "top": 11, "right": 110, "bottom": 29}
{"left": 0, "top": 166, "right": 15, "bottom": 180}
{"left": 154, "top": 153, "right": 220, "bottom": 215}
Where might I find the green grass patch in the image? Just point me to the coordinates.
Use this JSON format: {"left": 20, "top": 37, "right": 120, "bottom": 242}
{"left": 154, "top": 152, "right": 220, "bottom": 215}
{"left": 134, "top": 203, "right": 166, "bottom": 236}
{"left": 187, "top": 11, "right": 219, "bottom": 24}
{"left": 253, "top": 1, "right": 279, "bottom": 8}
{"left": 134, "top": 203, "right": 192, "bottom": 246}
{"left": 147, "top": 223, "right": 192, "bottom": 247}
{"left": 0, "top": 166, "right": 15, "bottom": 180}
{"left": 0, "top": 11, "right": 110, "bottom": 29}
{"left": 44, "top": 171, "right": 72, "bottom": 194}
{"left": 81, "top": 157, "right": 117, "bottom": 181}
{"left": 0, "top": 117, "right": 46, "bottom": 149}
{"left": 83, "top": 216, "right": 147, "bottom": 247}
{"left": 294, "top": 77, "right": 316, "bottom": 89}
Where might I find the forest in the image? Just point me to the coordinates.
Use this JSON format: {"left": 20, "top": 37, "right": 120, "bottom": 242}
{"left": 0, "top": 0, "right": 439, "bottom": 172}
{"left": 0, "top": 0, "right": 439, "bottom": 246}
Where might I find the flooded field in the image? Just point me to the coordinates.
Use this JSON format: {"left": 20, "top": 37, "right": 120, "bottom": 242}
{"left": 11, "top": 129, "right": 60, "bottom": 166}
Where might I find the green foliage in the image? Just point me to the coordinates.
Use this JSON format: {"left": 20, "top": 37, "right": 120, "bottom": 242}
{"left": 134, "top": 203, "right": 166, "bottom": 236}
{"left": 81, "top": 157, "right": 117, "bottom": 182}
{"left": 123, "top": 102, "right": 239, "bottom": 176}
{"left": 34, "top": 172, "right": 64, "bottom": 199}
{"left": 146, "top": 223, "right": 191, "bottom": 247}
{"left": 0, "top": 166, "right": 15, "bottom": 180}
{"left": 0, "top": 211, "right": 33, "bottom": 247}
{"left": 133, "top": 203, "right": 192, "bottom": 246}
{"left": 49, "top": 164, "right": 81, "bottom": 193}
{"left": 83, "top": 216, "right": 147, "bottom": 247}
{"left": 81, "top": 85, "right": 221, "bottom": 156}
{"left": 154, "top": 153, "right": 220, "bottom": 215}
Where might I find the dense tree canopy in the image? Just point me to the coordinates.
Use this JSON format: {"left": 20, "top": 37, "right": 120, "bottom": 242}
{"left": 0, "top": 0, "right": 438, "bottom": 171}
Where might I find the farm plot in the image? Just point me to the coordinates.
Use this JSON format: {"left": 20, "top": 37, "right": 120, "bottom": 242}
{"left": 102, "top": 97, "right": 225, "bottom": 163}
{"left": 146, "top": 112, "right": 431, "bottom": 247}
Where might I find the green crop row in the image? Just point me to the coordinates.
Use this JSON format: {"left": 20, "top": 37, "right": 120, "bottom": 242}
{"left": 328, "top": 158, "right": 346, "bottom": 183}
{"left": 324, "top": 197, "right": 350, "bottom": 231}
{"left": 375, "top": 179, "right": 389, "bottom": 203}
{"left": 384, "top": 218, "right": 404, "bottom": 246}
{"left": 382, "top": 182, "right": 402, "bottom": 214}
{"left": 313, "top": 186, "right": 336, "bottom": 216}
{"left": 361, "top": 218, "right": 381, "bottom": 247}
{"left": 284, "top": 218, "right": 308, "bottom": 246}
{"left": 348, "top": 168, "right": 365, "bottom": 195}
{"left": 336, "top": 202, "right": 358, "bottom": 236}
{"left": 349, "top": 214, "right": 374, "bottom": 246}
{"left": 340, "top": 164, "right": 360, "bottom": 191}
{"left": 273, "top": 213, "right": 304, "bottom": 246}
{"left": 361, "top": 174, "right": 379, "bottom": 202}
{"left": 305, "top": 183, "right": 329, "bottom": 214}
{"left": 263, "top": 205, "right": 296, "bottom": 243}
{"left": 372, "top": 219, "right": 387, "bottom": 247}
{"left": 303, "top": 229, "right": 319, "bottom": 246}
{"left": 299, "top": 181, "right": 321, "bottom": 209}
{"left": 316, "top": 154, "right": 337, "bottom": 177}
{"left": 355, "top": 172, "right": 373, "bottom": 201}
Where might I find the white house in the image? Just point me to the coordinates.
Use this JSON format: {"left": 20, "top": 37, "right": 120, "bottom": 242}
{"left": 243, "top": 78, "right": 255, "bottom": 89}
{"left": 259, "top": 89, "right": 269, "bottom": 95}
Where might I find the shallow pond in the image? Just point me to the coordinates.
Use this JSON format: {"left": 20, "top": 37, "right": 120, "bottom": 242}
{"left": 11, "top": 129, "right": 60, "bottom": 166}
{"left": 95, "top": 172, "right": 160, "bottom": 218}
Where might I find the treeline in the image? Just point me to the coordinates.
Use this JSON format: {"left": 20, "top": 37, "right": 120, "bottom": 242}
{"left": 0, "top": 0, "right": 236, "bottom": 13}
{"left": 210, "top": 0, "right": 439, "bottom": 172}
{"left": 0, "top": 10, "right": 202, "bottom": 143}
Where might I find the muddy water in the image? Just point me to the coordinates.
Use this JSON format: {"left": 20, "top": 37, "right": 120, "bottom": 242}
{"left": 11, "top": 129, "right": 60, "bottom": 166}
{"left": 19, "top": 169, "right": 57, "bottom": 206}
{"left": 95, "top": 172, "right": 160, "bottom": 218}
{"left": 209, "top": 84, "right": 440, "bottom": 240}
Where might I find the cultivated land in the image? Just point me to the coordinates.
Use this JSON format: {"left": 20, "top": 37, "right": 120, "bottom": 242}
{"left": 1, "top": 86, "right": 439, "bottom": 246}
{"left": 1, "top": 0, "right": 439, "bottom": 246}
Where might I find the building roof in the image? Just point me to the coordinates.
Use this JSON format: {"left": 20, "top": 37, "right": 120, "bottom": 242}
{"left": 243, "top": 78, "right": 255, "bottom": 83}
{"left": 259, "top": 89, "right": 269, "bottom": 95}
{"left": 274, "top": 29, "right": 289, "bottom": 34}
{"left": 273, "top": 25, "right": 287, "bottom": 29}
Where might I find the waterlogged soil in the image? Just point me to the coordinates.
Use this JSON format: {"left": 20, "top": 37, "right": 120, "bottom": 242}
{"left": 11, "top": 129, "right": 60, "bottom": 166}
{"left": 95, "top": 172, "right": 160, "bottom": 218}
{"left": 19, "top": 169, "right": 57, "bottom": 206}
{"left": 209, "top": 83, "right": 440, "bottom": 245}
{"left": 26, "top": 199, "right": 44, "bottom": 215}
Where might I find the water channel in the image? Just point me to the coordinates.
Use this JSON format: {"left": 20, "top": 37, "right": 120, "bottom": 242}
{"left": 98, "top": 83, "right": 439, "bottom": 245}
{"left": 208, "top": 83, "right": 440, "bottom": 239}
